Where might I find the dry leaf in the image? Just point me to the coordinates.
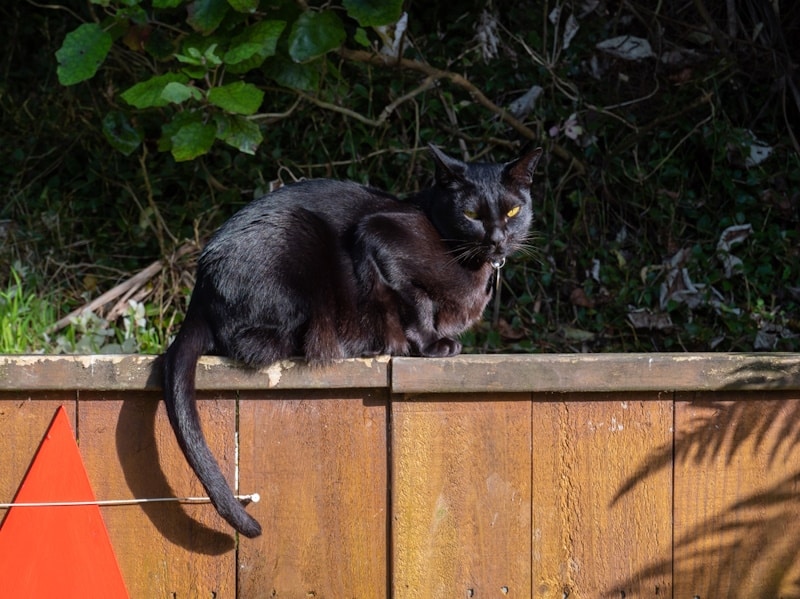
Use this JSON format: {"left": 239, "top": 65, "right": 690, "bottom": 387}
{"left": 497, "top": 318, "right": 526, "bottom": 341}
{"left": 596, "top": 35, "right": 654, "bottom": 61}
{"left": 561, "top": 326, "right": 595, "bottom": 342}
{"left": 627, "top": 309, "right": 673, "bottom": 331}
{"left": 716, "top": 223, "right": 752, "bottom": 278}
{"left": 563, "top": 14, "right": 580, "bottom": 49}
{"left": 570, "top": 287, "right": 595, "bottom": 308}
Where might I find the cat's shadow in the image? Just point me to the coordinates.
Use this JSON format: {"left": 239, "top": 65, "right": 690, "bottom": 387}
{"left": 114, "top": 357, "right": 234, "bottom": 555}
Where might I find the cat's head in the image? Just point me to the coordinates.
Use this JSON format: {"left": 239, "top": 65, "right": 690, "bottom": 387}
{"left": 427, "top": 144, "right": 543, "bottom": 268}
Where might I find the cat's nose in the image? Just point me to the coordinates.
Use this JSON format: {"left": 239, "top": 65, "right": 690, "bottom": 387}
{"left": 489, "top": 228, "right": 506, "bottom": 246}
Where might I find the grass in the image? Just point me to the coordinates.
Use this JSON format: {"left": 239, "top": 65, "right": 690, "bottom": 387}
{"left": 0, "top": 267, "right": 56, "bottom": 353}
{"left": 0, "top": 265, "right": 169, "bottom": 355}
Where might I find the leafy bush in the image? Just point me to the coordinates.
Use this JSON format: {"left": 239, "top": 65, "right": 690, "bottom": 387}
{"left": 56, "top": 0, "right": 404, "bottom": 161}
{"left": 1, "top": 0, "right": 798, "bottom": 354}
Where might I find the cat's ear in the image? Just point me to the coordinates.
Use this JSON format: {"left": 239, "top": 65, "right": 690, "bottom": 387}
{"left": 505, "top": 146, "right": 543, "bottom": 187}
{"left": 429, "top": 144, "right": 468, "bottom": 187}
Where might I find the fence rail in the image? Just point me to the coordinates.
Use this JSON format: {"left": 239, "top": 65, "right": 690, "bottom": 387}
{"left": 1, "top": 353, "right": 799, "bottom": 598}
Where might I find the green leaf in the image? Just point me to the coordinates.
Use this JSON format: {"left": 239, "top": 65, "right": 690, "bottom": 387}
{"left": 157, "top": 111, "right": 200, "bottom": 152}
{"left": 187, "top": 0, "right": 229, "bottom": 34}
{"left": 177, "top": 36, "right": 225, "bottom": 77}
{"left": 224, "top": 20, "right": 286, "bottom": 72}
{"left": 153, "top": 0, "right": 183, "bottom": 6}
{"left": 227, "top": 0, "right": 258, "bottom": 12}
{"left": 117, "top": 5, "right": 148, "bottom": 25}
{"left": 214, "top": 114, "right": 263, "bottom": 154}
{"left": 180, "top": 64, "right": 208, "bottom": 79}
{"left": 56, "top": 23, "right": 112, "bottom": 86}
{"left": 288, "top": 10, "right": 345, "bottom": 63}
{"left": 143, "top": 28, "right": 176, "bottom": 60}
{"left": 263, "top": 55, "right": 320, "bottom": 92}
{"left": 101, "top": 111, "right": 142, "bottom": 155}
{"left": 170, "top": 121, "right": 217, "bottom": 161}
{"left": 121, "top": 73, "right": 189, "bottom": 108}
{"left": 207, "top": 81, "right": 264, "bottom": 115}
{"left": 353, "top": 27, "right": 371, "bottom": 48}
{"left": 202, "top": 44, "right": 223, "bottom": 65}
{"left": 343, "top": 0, "right": 403, "bottom": 27}
{"left": 161, "top": 81, "right": 203, "bottom": 104}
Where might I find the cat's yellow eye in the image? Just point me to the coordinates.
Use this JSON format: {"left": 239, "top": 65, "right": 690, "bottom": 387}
{"left": 507, "top": 206, "right": 521, "bottom": 218}
{"left": 464, "top": 209, "right": 479, "bottom": 219}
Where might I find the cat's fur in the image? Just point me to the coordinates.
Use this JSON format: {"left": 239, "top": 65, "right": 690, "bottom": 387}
{"left": 162, "top": 144, "right": 543, "bottom": 537}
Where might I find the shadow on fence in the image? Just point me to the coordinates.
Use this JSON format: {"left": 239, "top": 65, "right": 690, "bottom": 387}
{"left": 613, "top": 394, "right": 800, "bottom": 598}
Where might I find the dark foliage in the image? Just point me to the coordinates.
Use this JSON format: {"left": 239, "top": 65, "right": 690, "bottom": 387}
{"left": 1, "top": 0, "right": 798, "bottom": 353}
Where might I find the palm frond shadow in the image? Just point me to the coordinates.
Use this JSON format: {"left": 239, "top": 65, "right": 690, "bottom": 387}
{"left": 609, "top": 358, "right": 800, "bottom": 596}
{"left": 612, "top": 397, "right": 800, "bottom": 506}
{"left": 612, "top": 470, "right": 800, "bottom": 598}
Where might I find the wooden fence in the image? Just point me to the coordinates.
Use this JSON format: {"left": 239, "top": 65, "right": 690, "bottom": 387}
{"left": 1, "top": 353, "right": 800, "bottom": 598}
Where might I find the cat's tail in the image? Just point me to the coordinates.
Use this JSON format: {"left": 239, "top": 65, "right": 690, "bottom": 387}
{"left": 162, "top": 313, "right": 263, "bottom": 538}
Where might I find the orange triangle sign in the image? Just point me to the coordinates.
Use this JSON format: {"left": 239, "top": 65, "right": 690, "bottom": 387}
{"left": 0, "top": 406, "right": 128, "bottom": 598}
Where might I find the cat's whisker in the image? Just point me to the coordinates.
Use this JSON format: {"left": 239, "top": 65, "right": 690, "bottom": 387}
{"left": 442, "top": 245, "right": 467, "bottom": 267}
{"left": 448, "top": 250, "right": 475, "bottom": 267}
{"left": 444, "top": 240, "right": 486, "bottom": 267}
{"left": 514, "top": 242, "right": 544, "bottom": 265}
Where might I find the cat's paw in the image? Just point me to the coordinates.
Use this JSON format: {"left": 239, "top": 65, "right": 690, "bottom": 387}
{"left": 422, "top": 337, "right": 462, "bottom": 357}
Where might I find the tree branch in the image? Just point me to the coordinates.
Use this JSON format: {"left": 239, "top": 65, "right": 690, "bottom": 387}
{"left": 296, "top": 74, "right": 436, "bottom": 130}
{"left": 339, "top": 48, "right": 586, "bottom": 174}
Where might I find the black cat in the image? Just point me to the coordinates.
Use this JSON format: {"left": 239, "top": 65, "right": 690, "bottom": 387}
{"left": 162, "top": 144, "right": 543, "bottom": 537}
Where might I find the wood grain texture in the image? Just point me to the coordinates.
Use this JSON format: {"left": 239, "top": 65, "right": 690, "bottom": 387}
{"left": 238, "top": 389, "right": 389, "bottom": 599}
{"left": 3, "top": 355, "right": 800, "bottom": 597}
{"left": 531, "top": 394, "right": 673, "bottom": 599}
{"left": 392, "top": 393, "right": 532, "bottom": 599}
{"left": 673, "top": 391, "right": 800, "bottom": 599}
{"left": 77, "top": 391, "right": 237, "bottom": 598}
{"left": 4, "top": 353, "right": 800, "bottom": 393}
{"left": 0, "top": 354, "right": 389, "bottom": 391}
{"left": 0, "top": 393, "right": 76, "bottom": 519}
{"left": 392, "top": 353, "right": 800, "bottom": 393}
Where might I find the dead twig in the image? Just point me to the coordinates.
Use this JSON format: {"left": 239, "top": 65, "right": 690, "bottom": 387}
{"left": 47, "top": 243, "right": 195, "bottom": 334}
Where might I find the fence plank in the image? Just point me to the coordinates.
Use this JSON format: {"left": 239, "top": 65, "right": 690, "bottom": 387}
{"left": 531, "top": 394, "right": 673, "bottom": 598}
{"left": 0, "top": 354, "right": 388, "bottom": 391}
{"left": 673, "top": 391, "right": 800, "bottom": 599}
{"left": 78, "top": 391, "right": 237, "bottom": 598}
{"left": 391, "top": 393, "right": 532, "bottom": 599}
{"left": 392, "top": 353, "right": 800, "bottom": 393}
{"left": 0, "top": 393, "right": 76, "bottom": 518}
{"left": 238, "top": 389, "right": 389, "bottom": 598}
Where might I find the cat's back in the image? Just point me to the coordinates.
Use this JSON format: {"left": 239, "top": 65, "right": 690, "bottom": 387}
{"left": 224, "top": 179, "right": 401, "bottom": 232}
{"left": 200, "top": 178, "right": 412, "bottom": 275}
